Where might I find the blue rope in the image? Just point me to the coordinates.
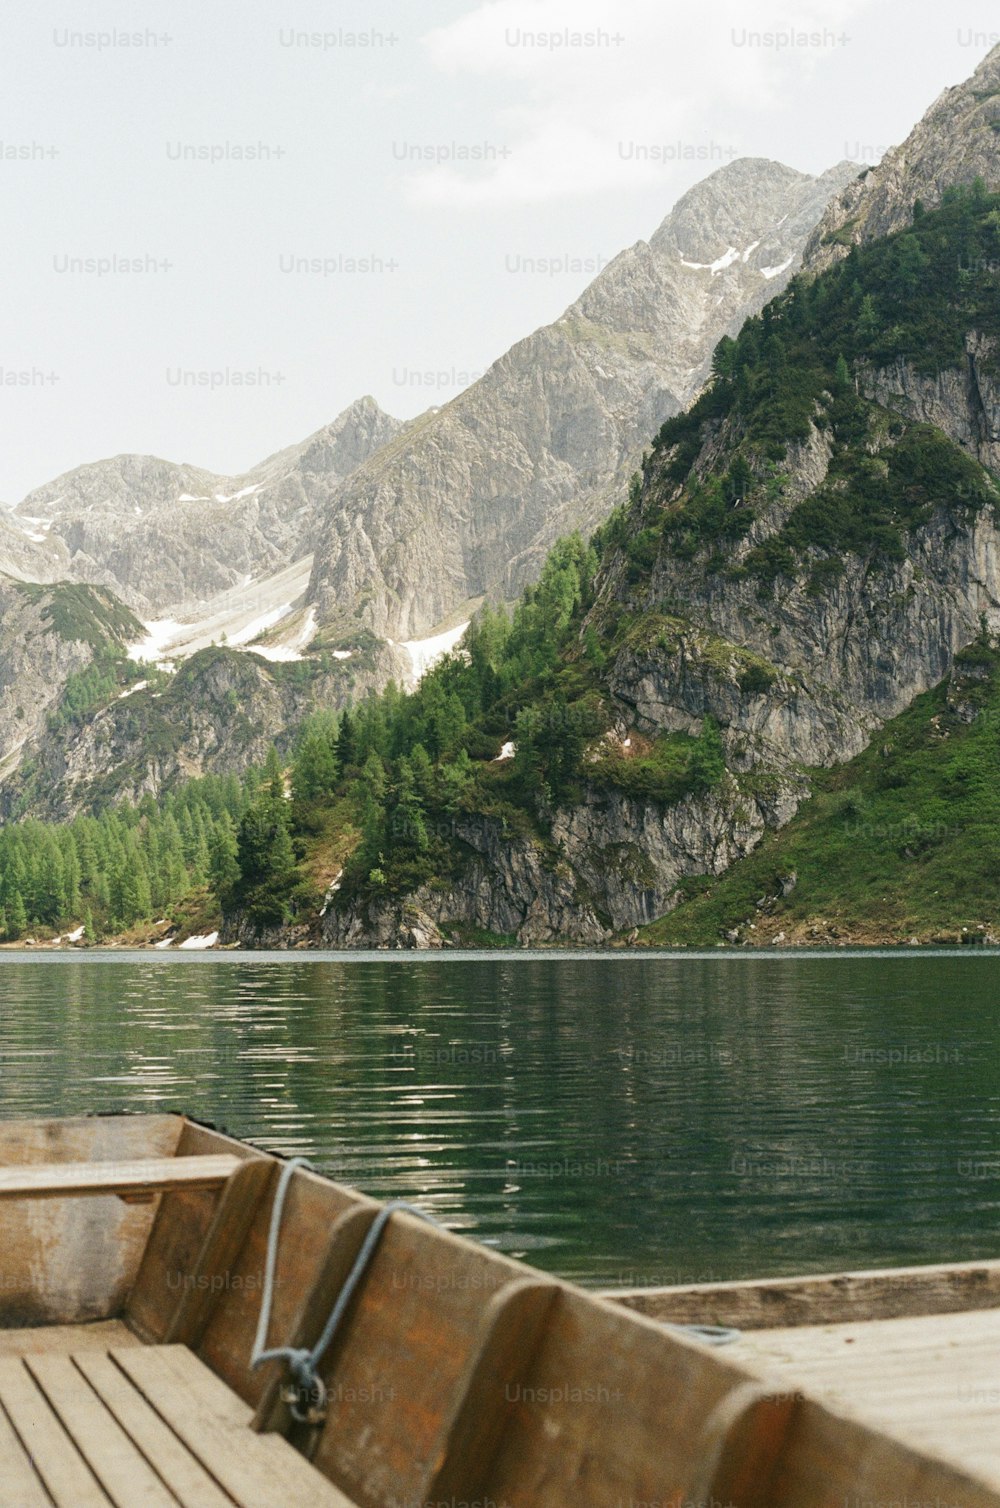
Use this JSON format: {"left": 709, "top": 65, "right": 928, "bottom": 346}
{"left": 251, "top": 1157, "right": 439, "bottom": 1423}
{"left": 251, "top": 1158, "right": 740, "bottom": 1423}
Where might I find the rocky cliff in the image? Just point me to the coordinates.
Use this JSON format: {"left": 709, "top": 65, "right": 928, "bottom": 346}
{"left": 805, "top": 42, "right": 1000, "bottom": 273}
{"left": 307, "top": 159, "right": 858, "bottom": 643}
{"left": 0, "top": 579, "right": 143, "bottom": 793}
{"left": 11, "top": 397, "right": 404, "bottom": 616}
{"left": 287, "top": 173, "right": 1000, "bottom": 949}
{"left": 0, "top": 637, "right": 403, "bottom": 824}
{"left": 312, "top": 777, "right": 805, "bottom": 950}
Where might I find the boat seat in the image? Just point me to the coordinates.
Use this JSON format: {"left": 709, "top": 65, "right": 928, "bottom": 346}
{"left": 0, "top": 1154, "right": 242, "bottom": 1202}
{"left": 0, "top": 1342, "right": 357, "bottom": 1508}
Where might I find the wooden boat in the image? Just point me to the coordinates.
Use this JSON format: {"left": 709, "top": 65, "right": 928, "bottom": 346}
{"left": 0, "top": 1113, "right": 998, "bottom": 1507}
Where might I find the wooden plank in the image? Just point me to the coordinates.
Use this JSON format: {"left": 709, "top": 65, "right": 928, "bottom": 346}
{"left": 164, "top": 1157, "right": 274, "bottom": 1347}
{"left": 420, "top": 1278, "right": 559, "bottom": 1502}
{"left": 685, "top": 1385, "right": 801, "bottom": 1508}
{"left": 252, "top": 1202, "right": 380, "bottom": 1434}
{"left": 0, "top": 1320, "right": 140, "bottom": 1357}
{"left": 480, "top": 1288, "right": 791, "bottom": 1508}
{"left": 307, "top": 1211, "right": 527, "bottom": 1505}
{"left": 75, "top": 1350, "right": 235, "bottom": 1508}
{"left": 127, "top": 1123, "right": 262, "bottom": 1347}
{"left": 0, "top": 1155, "right": 241, "bottom": 1202}
{"left": 26, "top": 1353, "right": 177, "bottom": 1508}
{"left": 0, "top": 1399, "right": 53, "bottom": 1508}
{"left": 604, "top": 1256, "right": 1000, "bottom": 1329}
{"left": 197, "top": 1161, "right": 365, "bottom": 1409}
{"left": 0, "top": 1115, "right": 182, "bottom": 1329}
{"left": 0, "top": 1355, "right": 111, "bottom": 1507}
{"left": 767, "top": 1393, "right": 1000, "bottom": 1508}
{"left": 731, "top": 1308, "right": 1000, "bottom": 1487}
{"left": 113, "top": 1345, "right": 356, "bottom": 1508}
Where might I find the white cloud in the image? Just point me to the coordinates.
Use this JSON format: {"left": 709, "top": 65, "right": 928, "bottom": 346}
{"left": 409, "top": 0, "right": 869, "bottom": 206}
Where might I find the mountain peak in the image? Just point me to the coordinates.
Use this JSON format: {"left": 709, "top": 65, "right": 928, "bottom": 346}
{"left": 648, "top": 156, "right": 859, "bottom": 271}
{"left": 805, "top": 44, "right": 1000, "bottom": 270}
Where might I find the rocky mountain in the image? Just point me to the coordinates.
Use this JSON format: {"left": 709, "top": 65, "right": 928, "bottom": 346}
{"left": 0, "top": 159, "right": 857, "bottom": 825}
{"left": 0, "top": 579, "right": 143, "bottom": 793}
{"left": 806, "top": 42, "right": 1000, "bottom": 274}
{"left": 10, "top": 396, "right": 404, "bottom": 616}
{"left": 308, "top": 158, "right": 860, "bottom": 642}
{"left": 254, "top": 173, "right": 1000, "bottom": 950}
{"left": 0, "top": 643, "right": 394, "bottom": 823}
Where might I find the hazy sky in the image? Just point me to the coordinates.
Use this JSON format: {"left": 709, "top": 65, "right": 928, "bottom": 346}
{"left": 1, "top": 0, "right": 997, "bottom": 501}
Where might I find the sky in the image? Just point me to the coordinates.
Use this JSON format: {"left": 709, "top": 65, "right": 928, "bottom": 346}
{"left": 0, "top": 0, "right": 998, "bottom": 502}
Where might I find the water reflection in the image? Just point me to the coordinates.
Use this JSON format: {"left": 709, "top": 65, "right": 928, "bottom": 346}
{"left": 0, "top": 952, "right": 996, "bottom": 1283}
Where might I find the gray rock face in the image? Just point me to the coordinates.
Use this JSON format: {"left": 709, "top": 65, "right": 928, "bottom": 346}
{"left": 0, "top": 510, "right": 69, "bottom": 586}
{"left": 805, "top": 43, "right": 1000, "bottom": 273}
{"left": 0, "top": 640, "right": 404, "bottom": 823}
{"left": 308, "top": 158, "right": 859, "bottom": 640}
{"left": 614, "top": 511, "right": 1000, "bottom": 773}
{"left": 13, "top": 398, "right": 403, "bottom": 616}
{"left": 0, "top": 579, "right": 142, "bottom": 790}
{"left": 317, "top": 777, "right": 804, "bottom": 950}
{"left": 863, "top": 336, "right": 1000, "bottom": 475}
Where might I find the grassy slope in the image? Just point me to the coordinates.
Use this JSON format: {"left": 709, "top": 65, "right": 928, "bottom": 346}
{"left": 642, "top": 644, "right": 1000, "bottom": 947}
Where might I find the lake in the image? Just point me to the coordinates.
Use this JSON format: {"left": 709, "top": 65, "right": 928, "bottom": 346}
{"left": 0, "top": 950, "right": 997, "bottom": 1288}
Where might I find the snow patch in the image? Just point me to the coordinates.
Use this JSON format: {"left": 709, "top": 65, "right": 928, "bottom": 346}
{"left": 214, "top": 484, "right": 263, "bottom": 503}
{"left": 494, "top": 740, "right": 516, "bottom": 762}
{"left": 154, "top": 937, "right": 174, "bottom": 950}
{"left": 247, "top": 605, "right": 318, "bottom": 663}
{"left": 762, "top": 255, "right": 794, "bottom": 280}
{"left": 400, "top": 621, "right": 469, "bottom": 682}
{"left": 681, "top": 246, "right": 740, "bottom": 275}
{"left": 66, "top": 925, "right": 85, "bottom": 942}
{"left": 332, "top": 649, "right": 353, "bottom": 661}
{"left": 129, "top": 620, "right": 184, "bottom": 662}
{"left": 229, "top": 602, "right": 293, "bottom": 647}
{"left": 118, "top": 680, "right": 148, "bottom": 700}
{"left": 178, "top": 493, "right": 210, "bottom": 502}
{"left": 741, "top": 240, "right": 761, "bottom": 263}
{"left": 178, "top": 932, "right": 219, "bottom": 950}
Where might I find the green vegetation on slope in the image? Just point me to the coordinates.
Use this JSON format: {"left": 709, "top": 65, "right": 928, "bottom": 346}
{"left": 0, "top": 770, "right": 257, "bottom": 942}
{"left": 644, "top": 630, "right": 1000, "bottom": 947}
{"left": 600, "top": 183, "right": 1000, "bottom": 594}
{"left": 15, "top": 582, "right": 144, "bottom": 651}
{"left": 5, "top": 192, "right": 1000, "bottom": 944}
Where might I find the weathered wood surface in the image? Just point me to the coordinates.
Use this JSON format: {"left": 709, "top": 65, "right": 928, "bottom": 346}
{"left": 605, "top": 1256, "right": 1000, "bottom": 1328}
{"left": 419, "top": 1277, "right": 559, "bottom": 1504}
{"left": 306, "top": 1207, "right": 529, "bottom": 1506}
{"left": 127, "top": 1122, "right": 262, "bottom": 1345}
{"left": 6, "top": 1116, "right": 1000, "bottom": 1505}
{"left": 732, "top": 1307, "right": 1000, "bottom": 1491}
{"left": 0, "top": 1154, "right": 241, "bottom": 1201}
{"left": 252, "top": 1200, "right": 381, "bottom": 1434}
{"left": 116, "top": 1345, "right": 356, "bottom": 1506}
{"left": 0, "top": 1319, "right": 139, "bottom": 1355}
{"left": 0, "top": 1341, "right": 358, "bottom": 1507}
{"left": 0, "top": 1114, "right": 181, "bottom": 1328}
{"left": 196, "top": 1148, "right": 364, "bottom": 1408}
{"left": 163, "top": 1156, "right": 274, "bottom": 1347}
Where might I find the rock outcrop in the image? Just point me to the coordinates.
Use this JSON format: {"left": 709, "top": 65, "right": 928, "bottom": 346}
{"left": 316, "top": 776, "right": 804, "bottom": 950}
{"left": 11, "top": 397, "right": 404, "bottom": 616}
{"left": 307, "top": 159, "right": 859, "bottom": 640}
{"left": 805, "top": 42, "right": 1000, "bottom": 273}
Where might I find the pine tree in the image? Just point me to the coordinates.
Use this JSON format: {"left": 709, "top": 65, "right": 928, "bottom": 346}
{"left": 209, "top": 815, "right": 241, "bottom": 905}
{"left": 292, "top": 724, "right": 339, "bottom": 804}
{"left": 6, "top": 889, "right": 27, "bottom": 941}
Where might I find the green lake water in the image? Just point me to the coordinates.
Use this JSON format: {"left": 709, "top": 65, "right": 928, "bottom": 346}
{"left": 0, "top": 950, "right": 997, "bottom": 1287}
